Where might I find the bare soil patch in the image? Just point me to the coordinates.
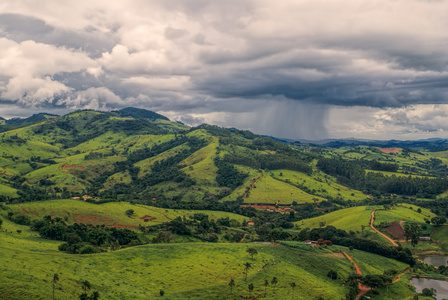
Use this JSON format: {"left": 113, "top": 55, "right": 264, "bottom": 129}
{"left": 72, "top": 214, "right": 113, "bottom": 224}
{"left": 384, "top": 221, "right": 405, "bottom": 240}
{"left": 140, "top": 215, "right": 156, "bottom": 221}
{"left": 378, "top": 147, "right": 400, "bottom": 154}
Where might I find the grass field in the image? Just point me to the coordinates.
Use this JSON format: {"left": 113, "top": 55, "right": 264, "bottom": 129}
{"left": 0, "top": 183, "right": 18, "bottom": 197}
{"left": 3, "top": 200, "right": 249, "bottom": 227}
{"left": 243, "top": 173, "right": 326, "bottom": 205}
{"left": 0, "top": 217, "right": 414, "bottom": 300}
{"left": 373, "top": 205, "right": 436, "bottom": 227}
{"left": 431, "top": 225, "right": 448, "bottom": 242}
{"left": 270, "top": 169, "right": 366, "bottom": 201}
{"left": 295, "top": 206, "right": 379, "bottom": 233}
{"left": 181, "top": 140, "right": 218, "bottom": 183}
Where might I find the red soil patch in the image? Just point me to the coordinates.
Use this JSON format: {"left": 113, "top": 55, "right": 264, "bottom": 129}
{"left": 20, "top": 209, "right": 40, "bottom": 216}
{"left": 72, "top": 214, "right": 113, "bottom": 224}
{"left": 384, "top": 221, "right": 405, "bottom": 240}
{"left": 370, "top": 210, "right": 398, "bottom": 247}
{"left": 378, "top": 147, "right": 400, "bottom": 154}
{"left": 140, "top": 215, "right": 156, "bottom": 221}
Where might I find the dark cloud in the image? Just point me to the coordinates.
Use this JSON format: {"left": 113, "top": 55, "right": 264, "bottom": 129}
{"left": 1, "top": 1, "right": 448, "bottom": 139}
{"left": 0, "top": 13, "right": 116, "bottom": 57}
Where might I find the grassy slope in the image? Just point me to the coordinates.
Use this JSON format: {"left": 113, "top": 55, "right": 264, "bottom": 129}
{"left": 181, "top": 139, "right": 219, "bottom": 184}
{"left": 4, "top": 200, "right": 249, "bottom": 227}
{"left": 244, "top": 173, "right": 326, "bottom": 205}
{"left": 0, "top": 183, "right": 18, "bottom": 197}
{"left": 135, "top": 144, "right": 189, "bottom": 178}
{"left": 0, "top": 217, "right": 412, "bottom": 300}
{"left": 335, "top": 146, "right": 438, "bottom": 177}
{"left": 295, "top": 206, "right": 378, "bottom": 232}
{"left": 373, "top": 205, "right": 436, "bottom": 226}
{"left": 431, "top": 225, "right": 448, "bottom": 242}
{"left": 270, "top": 169, "right": 366, "bottom": 201}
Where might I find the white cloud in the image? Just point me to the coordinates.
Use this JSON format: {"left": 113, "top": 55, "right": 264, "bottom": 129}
{"left": 0, "top": 38, "right": 97, "bottom": 105}
{"left": 57, "top": 87, "right": 124, "bottom": 110}
{"left": 1, "top": 1, "right": 448, "bottom": 138}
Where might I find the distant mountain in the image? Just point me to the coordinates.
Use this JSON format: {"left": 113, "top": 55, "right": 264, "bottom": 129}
{"left": 312, "top": 138, "right": 448, "bottom": 151}
{"left": 5, "top": 113, "right": 59, "bottom": 124}
{"left": 111, "top": 107, "right": 169, "bottom": 121}
{"left": 265, "top": 135, "right": 448, "bottom": 152}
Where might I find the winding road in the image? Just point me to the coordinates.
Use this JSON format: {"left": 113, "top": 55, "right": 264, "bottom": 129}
{"left": 342, "top": 251, "right": 370, "bottom": 299}
{"left": 370, "top": 210, "right": 398, "bottom": 247}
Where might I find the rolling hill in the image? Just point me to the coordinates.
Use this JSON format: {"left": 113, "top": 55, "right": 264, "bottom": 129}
{"left": 1, "top": 108, "right": 448, "bottom": 299}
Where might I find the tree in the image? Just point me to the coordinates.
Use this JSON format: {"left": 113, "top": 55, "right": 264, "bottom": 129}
{"left": 52, "top": 273, "right": 59, "bottom": 300}
{"left": 229, "top": 279, "right": 235, "bottom": 294}
{"left": 290, "top": 282, "right": 296, "bottom": 299}
{"left": 81, "top": 280, "right": 91, "bottom": 294}
{"left": 91, "top": 291, "right": 100, "bottom": 300}
{"left": 404, "top": 222, "right": 422, "bottom": 249}
{"left": 246, "top": 247, "right": 258, "bottom": 258}
{"left": 360, "top": 275, "right": 391, "bottom": 289}
{"left": 263, "top": 279, "right": 269, "bottom": 297}
{"left": 79, "top": 291, "right": 100, "bottom": 300}
{"left": 244, "top": 262, "right": 251, "bottom": 281}
{"left": 327, "top": 270, "right": 338, "bottom": 280}
{"left": 159, "top": 290, "right": 165, "bottom": 297}
{"left": 431, "top": 216, "right": 447, "bottom": 226}
{"left": 125, "top": 209, "right": 134, "bottom": 217}
{"left": 271, "top": 277, "right": 278, "bottom": 294}
{"left": 421, "top": 287, "right": 436, "bottom": 297}
{"left": 248, "top": 283, "right": 254, "bottom": 298}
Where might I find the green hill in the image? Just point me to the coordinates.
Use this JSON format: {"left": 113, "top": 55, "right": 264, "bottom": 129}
{"left": 4, "top": 199, "right": 249, "bottom": 227}
{"left": 1, "top": 108, "right": 446, "bottom": 299}
{"left": 0, "top": 108, "right": 447, "bottom": 208}
{"left": 0, "top": 218, "right": 412, "bottom": 300}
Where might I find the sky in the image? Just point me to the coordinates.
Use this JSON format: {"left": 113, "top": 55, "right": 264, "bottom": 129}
{"left": 1, "top": 0, "right": 448, "bottom": 141}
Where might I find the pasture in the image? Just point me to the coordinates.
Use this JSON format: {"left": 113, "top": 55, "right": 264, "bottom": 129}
{"left": 270, "top": 169, "right": 366, "bottom": 201}
{"left": 373, "top": 205, "right": 435, "bottom": 227}
{"left": 0, "top": 217, "right": 414, "bottom": 300}
{"left": 3, "top": 200, "right": 249, "bottom": 228}
{"left": 295, "top": 206, "right": 378, "bottom": 233}
{"left": 243, "top": 173, "right": 326, "bottom": 205}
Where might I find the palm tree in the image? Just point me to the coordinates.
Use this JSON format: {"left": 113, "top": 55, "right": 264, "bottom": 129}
{"left": 81, "top": 280, "right": 91, "bottom": 294}
{"left": 229, "top": 279, "right": 235, "bottom": 294}
{"left": 263, "top": 279, "right": 269, "bottom": 297}
{"left": 290, "top": 282, "right": 296, "bottom": 299}
{"left": 248, "top": 283, "right": 254, "bottom": 299}
{"left": 244, "top": 262, "right": 252, "bottom": 281}
{"left": 271, "top": 277, "right": 278, "bottom": 294}
{"left": 52, "top": 273, "right": 59, "bottom": 300}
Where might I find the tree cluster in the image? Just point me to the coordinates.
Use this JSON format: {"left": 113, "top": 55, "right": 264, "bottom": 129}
{"left": 31, "top": 216, "right": 140, "bottom": 254}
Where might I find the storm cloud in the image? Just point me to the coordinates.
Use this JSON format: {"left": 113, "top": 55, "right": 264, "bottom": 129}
{"left": 1, "top": 0, "right": 448, "bottom": 139}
